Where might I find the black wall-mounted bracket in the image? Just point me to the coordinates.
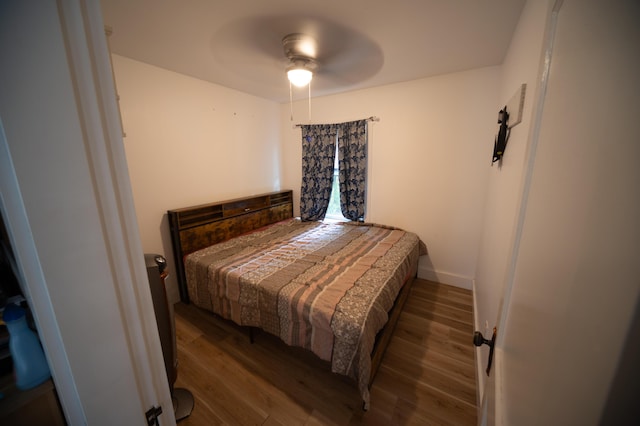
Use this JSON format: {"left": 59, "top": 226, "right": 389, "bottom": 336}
{"left": 473, "top": 327, "right": 497, "bottom": 376}
{"left": 492, "top": 107, "right": 510, "bottom": 165}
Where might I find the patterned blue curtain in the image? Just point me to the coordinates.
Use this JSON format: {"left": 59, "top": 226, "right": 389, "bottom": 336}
{"left": 337, "top": 120, "right": 367, "bottom": 221}
{"left": 300, "top": 124, "right": 339, "bottom": 221}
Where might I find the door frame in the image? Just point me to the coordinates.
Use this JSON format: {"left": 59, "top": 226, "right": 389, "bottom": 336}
{"left": 0, "top": 0, "right": 174, "bottom": 423}
{"left": 1, "top": 120, "right": 88, "bottom": 424}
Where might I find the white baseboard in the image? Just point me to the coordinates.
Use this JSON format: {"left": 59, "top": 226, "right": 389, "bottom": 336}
{"left": 418, "top": 266, "right": 474, "bottom": 290}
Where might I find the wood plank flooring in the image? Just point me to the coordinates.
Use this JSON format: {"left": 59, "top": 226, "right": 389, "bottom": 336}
{"left": 173, "top": 279, "right": 477, "bottom": 425}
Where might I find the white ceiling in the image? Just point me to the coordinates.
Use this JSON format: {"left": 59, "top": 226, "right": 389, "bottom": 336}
{"left": 101, "top": 0, "right": 526, "bottom": 103}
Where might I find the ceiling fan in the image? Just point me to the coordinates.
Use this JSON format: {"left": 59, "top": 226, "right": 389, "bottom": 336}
{"left": 282, "top": 33, "right": 318, "bottom": 87}
{"left": 210, "top": 15, "right": 384, "bottom": 99}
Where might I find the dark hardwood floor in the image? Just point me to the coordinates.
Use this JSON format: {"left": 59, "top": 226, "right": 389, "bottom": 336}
{"left": 173, "top": 279, "right": 477, "bottom": 425}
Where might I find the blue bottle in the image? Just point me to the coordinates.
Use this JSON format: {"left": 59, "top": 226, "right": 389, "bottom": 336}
{"left": 2, "top": 303, "right": 51, "bottom": 390}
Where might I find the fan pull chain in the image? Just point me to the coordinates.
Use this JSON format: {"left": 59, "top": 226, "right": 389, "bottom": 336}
{"left": 289, "top": 80, "right": 294, "bottom": 121}
{"left": 308, "top": 80, "right": 312, "bottom": 123}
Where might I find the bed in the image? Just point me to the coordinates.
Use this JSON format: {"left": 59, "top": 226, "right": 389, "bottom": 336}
{"left": 168, "top": 190, "right": 426, "bottom": 409}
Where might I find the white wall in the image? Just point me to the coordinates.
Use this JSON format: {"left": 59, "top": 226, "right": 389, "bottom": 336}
{"left": 499, "top": 0, "right": 640, "bottom": 424}
{"left": 112, "top": 55, "right": 282, "bottom": 302}
{"left": 280, "top": 68, "right": 500, "bottom": 288}
{"left": 473, "top": 0, "right": 552, "bottom": 398}
{"left": 114, "top": 58, "right": 501, "bottom": 291}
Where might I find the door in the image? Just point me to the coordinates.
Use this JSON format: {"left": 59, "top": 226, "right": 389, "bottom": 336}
{"left": 483, "top": 0, "right": 640, "bottom": 424}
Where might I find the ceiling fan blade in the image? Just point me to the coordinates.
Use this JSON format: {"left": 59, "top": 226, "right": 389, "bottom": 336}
{"left": 210, "top": 14, "right": 383, "bottom": 90}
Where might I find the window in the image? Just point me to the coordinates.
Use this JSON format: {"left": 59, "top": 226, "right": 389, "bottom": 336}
{"left": 324, "top": 143, "right": 347, "bottom": 221}
{"left": 300, "top": 120, "right": 367, "bottom": 222}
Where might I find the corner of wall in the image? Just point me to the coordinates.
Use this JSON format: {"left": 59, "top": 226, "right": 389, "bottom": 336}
{"left": 418, "top": 265, "right": 473, "bottom": 290}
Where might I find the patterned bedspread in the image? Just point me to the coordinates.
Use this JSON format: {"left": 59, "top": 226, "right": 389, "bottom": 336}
{"left": 185, "top": 218, "right": 426, "bottom": 408}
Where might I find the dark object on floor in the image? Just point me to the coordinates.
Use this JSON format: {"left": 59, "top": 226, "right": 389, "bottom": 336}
{"left": 145, "top": 253, "right": 193, "bottom": 421}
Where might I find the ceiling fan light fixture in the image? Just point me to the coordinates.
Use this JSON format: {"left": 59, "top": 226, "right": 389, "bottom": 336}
{"left": 287, "top": 67, "right": 313, "bottom": 87}
{"left": 283, "top": 33, "right": 317, "bottom": 88}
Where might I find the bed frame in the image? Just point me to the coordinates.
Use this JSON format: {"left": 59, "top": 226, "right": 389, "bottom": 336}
{"left": 168, "top": 190, "right": 295, "bottom": 303}
{"left": 167, "top": 189, "right": 415, "bottom": 387}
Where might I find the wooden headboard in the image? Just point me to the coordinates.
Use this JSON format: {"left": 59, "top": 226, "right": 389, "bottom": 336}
{"left": 167, "top": 190, "right": 293, "bottom": 303}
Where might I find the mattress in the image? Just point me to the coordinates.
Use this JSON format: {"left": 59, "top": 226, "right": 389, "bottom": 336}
{"left": 185, "top": 218, "right": 426, "bottom": 407}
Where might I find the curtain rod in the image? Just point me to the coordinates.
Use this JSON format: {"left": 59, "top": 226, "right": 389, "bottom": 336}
{"left": 293, "top": 116, "right": 380, "bottom": 128}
